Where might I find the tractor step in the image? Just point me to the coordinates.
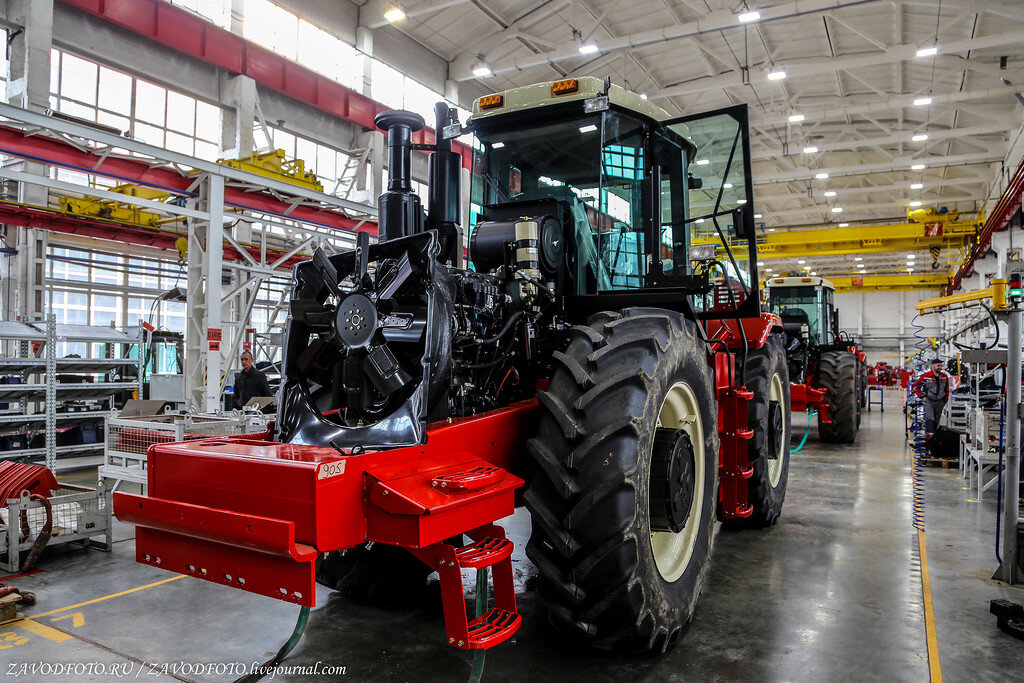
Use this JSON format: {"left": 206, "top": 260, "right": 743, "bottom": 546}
{"left": 467, "top": 608, "right": 521, "bottom": 649}
{"left": 409, "top": 526, "right": 520, "bottom": 650}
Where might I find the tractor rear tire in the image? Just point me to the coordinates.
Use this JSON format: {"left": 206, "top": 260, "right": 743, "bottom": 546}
{"left": 815, "top": 351, "right": 859, "bottom": 443}
{"left": 315, "top": 542, "right": 432, "bottom": 607}
{"left": 523, "top": 307, "right": 719, "bottom": 653}
{"left": 726, "top": 333, "right": 791, "bottom": 528}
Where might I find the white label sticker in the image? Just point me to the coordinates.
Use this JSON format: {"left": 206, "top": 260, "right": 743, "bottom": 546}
{"left": 317, "top": 460, "right": 346, "bottom": 480}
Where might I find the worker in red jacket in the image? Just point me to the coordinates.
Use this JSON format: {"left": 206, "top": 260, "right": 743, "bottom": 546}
{"left": 915, "top": 358, "right": 952, "bottom": 435}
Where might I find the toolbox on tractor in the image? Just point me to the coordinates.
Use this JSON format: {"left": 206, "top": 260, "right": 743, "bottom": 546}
{"left": 114, "top": 77, "right": 794, "bottom": 656}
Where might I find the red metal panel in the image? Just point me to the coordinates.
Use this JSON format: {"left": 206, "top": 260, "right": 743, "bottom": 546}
{"left": 59, "top": 0, "right": 475, "bottom": 169}
{"left": 704, "top": 312, "right": 782, "bottom": 350}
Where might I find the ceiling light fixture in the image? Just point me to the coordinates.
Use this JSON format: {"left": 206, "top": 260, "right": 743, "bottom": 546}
{"left": 832, "top": 207, "right": 843, "bottom": 213}
{"left": 471, "top": 59, "right": 492, "bottom": 78}
{"left": 724, "top": 182, "right": 733, "bottom": 188}
{"left": 914, "top": 96, "right": 932, "bottom": 106}
{"left": 909, "top": 200, "right": 923, "bottom": 207}
{"left": 578, "top": 43, "right": 599, "bottom": 55}
{"left": 491, "top": 141, "right": 505, "bottom": 149}
{"left": 912, "top": 133, "right": 928, "bottom": 142}
{"left": 695, "top": 158, "right": 710, "bottom": 165}
{"left": 767, "top": 69, "right": 787, "bottom": 81}
{"left": 383, "top": 5, "right": 406, "bottom": 22}
{"left": 811, "top": 271, "right": 817, "bottom": 276}
{"left": 911, "top": 163, "right": 926, "bottom": 170}
{"left": 798, "top": 260, "right": 806, "bottom": 265}
{"left": 854, "top": 257, "right": 862, "bottom": 261}
{"left": 916, "top": 46, "right": 938, "bottom": 58}
{"left": 815, "top": 172, "right": 829, "bottom": 179}
{"left": 754, "top": 213, "right": 763, "bottom": 218}
{"left": 824, "top": 190, "right": 837, "bottom": 197}
{"left": 738, "top": 11, "right": 761, "bottom": 23}
{"left": 788, "top": 113, "right": 805, "bottom": 123}
{"left": 737, "top": 199, "right": 747, "bottom": 204}
{"left": 579, "top": 124, "right": 598, "bottom": 133}
{"left": 911, "top": 182, "right": 924, "bottom": 189}
{"left": 640, "top": 93, "right": 648, "bottom": 100}
{"left": 803, "top": 146, "right": 819, "bottom": 154}
{"left": 839, "top": 222, "right": 849, "bottom": 227}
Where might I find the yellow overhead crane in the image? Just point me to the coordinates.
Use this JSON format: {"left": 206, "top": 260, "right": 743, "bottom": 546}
{"left": 827, "top": 272, "right": 950, "bottom": 293}
{"left": 59, "top": 148, "right": 323, "bottom": 226}
{"left": 755, "top": 207, "right": 982, "bottom": 259}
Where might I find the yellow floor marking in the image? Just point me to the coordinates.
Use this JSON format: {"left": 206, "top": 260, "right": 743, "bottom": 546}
{"left": 52, "top": 612, "right": 85, "bottom": 627}
{"left": 15, "top": 618, "right": 72, "bottom": 643}
{"left": 918, "top": 529, "right": 943, "bottom": 682}
{"left": 30, "top": 574, "right": 184, "bottom": 619}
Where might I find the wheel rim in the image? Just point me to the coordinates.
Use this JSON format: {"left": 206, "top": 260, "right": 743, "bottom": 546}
{"left": 650, "top": 382, "right": 705, "bottom": 582}
{"left": 767, "top": 372, "right": 786, "bottom": 487}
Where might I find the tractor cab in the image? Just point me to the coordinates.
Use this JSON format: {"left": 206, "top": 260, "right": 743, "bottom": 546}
{"left": 766, "top": 276, "right": 838, "bottom": 347}
{"left": 466, "top": 77, "right": 762, "bottom": 322}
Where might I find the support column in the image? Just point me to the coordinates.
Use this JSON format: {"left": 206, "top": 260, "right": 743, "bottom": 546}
{"left": 994, "top": 294, "right": 1024, "bottom": 583}
{"left": 220, "top": 74, "right": 257, "bottom": 158}
{"left": 184, "top": 174, "right": 225, "bottom": 412}
{"left": 229, "top": 0, "right": 245, "bottom": 34}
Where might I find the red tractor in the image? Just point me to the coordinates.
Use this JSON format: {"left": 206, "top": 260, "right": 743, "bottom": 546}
{"left": 767, "top": 276, "right": 866, "bottom": 443}
{"left": 114, "top": 78, "right": 791, "bottom": 655}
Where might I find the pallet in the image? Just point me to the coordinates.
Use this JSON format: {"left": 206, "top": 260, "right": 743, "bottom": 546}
{"left": 920, "top": 456, "right": 958, "bottom": 469}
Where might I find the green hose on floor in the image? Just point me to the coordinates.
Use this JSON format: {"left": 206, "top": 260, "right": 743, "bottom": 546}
{"left": 235, "top": 605, "right": 310, "bottom": 683}
{"left": 790, "top": 409, "right": 816, "bottom": 454}
{"left": 468, "top": 567, "right": 488, "bottom": 683}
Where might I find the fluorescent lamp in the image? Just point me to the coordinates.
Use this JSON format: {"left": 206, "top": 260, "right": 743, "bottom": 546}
{"left": 738, "top": 11, "right": 761, "bottom": 23}
{"left": 907, "top": 267, "right": 914, "bottom": 272}
{"left": 737, "top": 198, "right": 747, "bottom": 204}
{"left": 824, "top": 190, "right": 837, "bottom": 197}
{"left": 803, "top": 146, "right": 819, "bottom": 154}
{"left": 724, "top": 182, "right": 733, "bottom": 188}
{"left": 695, "top": 159, "right": 710, "bottom": 165}
{"left": 768, "top": 228, "right": 776, "bottom": 232}
{"left": 695, "top": 218, "right": 705, "bottom": 224}
{"left": 811, "top": 272, "right": 817, "bottom": 276}
{"left": 472, "top": 64, "right": 492, "bottom": 78}
{"left": 914, "top": 97, "right": 932, "bottom": 106}
{"left": 579, "top": 124, "right": 598, "bottom": 133}
{"left": 754, "top": 213, "right": 763, "bottom": 218}
{"left": 912, "top": 133, "right": 928, "bottom": 142}
{"left": 384, "top": 6, "right": 406, "bottom": 22}
{"left": 839, "top": 223, "right": 849, "bottom": 227}
{"left": 832, "top": 207, "right": 843, "bottom": 213}
{"left": 767, "top": 69, "right": 787, "bottom": 81}
{"left": 911, "top": 182, "right": 924, "bottom": 189}
{"left": 578, "top": 43, "right": 599, "bottom": 55}
{"left": 916, "top": 46, "right": 938, "bottom": 58}
{"left": 911, "top": 163, "right": 926, "bottom": 170}
{"left": 640, "top": 93, "right": 648, "bottom": 100}
{"left": 907, "top": 254, "right": 915, "bottom": 258}
{"left": 757, "top": 261, "right": 764, "bottom": 266}
{"left": 804, "top": 266, "right": 811, "bottom": 270}
{"left": 909, "top": 200, "right": 922, "bottom": 207}
{"left": 491, "top": 142, "right": 505, "bottom": 149}
{"left": 798, "top": 260, "right": 806, "bottom": 265}
{"left": 788, "top": 113, "right": 805, "bottom": 123}
{"left": 854, "top": 256, "right": 862, "bottom": 261}
{"left": 815, "top": 172, "right": 829, "bottom": 179}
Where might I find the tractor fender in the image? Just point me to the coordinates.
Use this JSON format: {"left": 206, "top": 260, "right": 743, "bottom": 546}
{"left": 704, "top": 313, "right": 782, "bottom": 351}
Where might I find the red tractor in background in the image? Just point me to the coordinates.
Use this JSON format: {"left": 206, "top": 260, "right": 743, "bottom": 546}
{"left": 113, "top": 78, "right": 791, "bottom": 655}
{"left": 767, "top": 276, "right": 866, "bottom": 443}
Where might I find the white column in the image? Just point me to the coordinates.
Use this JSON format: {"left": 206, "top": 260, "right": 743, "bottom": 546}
{"left": 220, "top": 73, "right": 257, "bottom": 158}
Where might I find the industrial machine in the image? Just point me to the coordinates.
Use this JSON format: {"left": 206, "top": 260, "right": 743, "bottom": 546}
{"left": 767, "top": 276, "right": 865, "bottom": 443}
{"left": 113, "top": 78, "right": 791, "bottom": 655}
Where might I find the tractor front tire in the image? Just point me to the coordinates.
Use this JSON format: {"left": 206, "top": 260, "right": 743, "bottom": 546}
{"left": 524, "top": 308, "right": 720, "bottom": 653}
{"left": 726, "top": 333, "right": 791, "bottom": 528}
{"left": 816, "top": 351, "right": 859, "bottom": 443}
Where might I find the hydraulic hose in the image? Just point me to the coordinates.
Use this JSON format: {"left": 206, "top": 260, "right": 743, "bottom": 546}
{"left": 235, "top": 606, "right": 310, "bottom": 683}
{"left": 789, "top": 409, "right": 815, "bottom": 454}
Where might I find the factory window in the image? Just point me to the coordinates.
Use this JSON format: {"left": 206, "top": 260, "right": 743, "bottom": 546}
{"left": 49, "top": 49, "right": 223, "bottom": 161}
{"left": 168, "top": 0, "right": 232, "bottom": 29}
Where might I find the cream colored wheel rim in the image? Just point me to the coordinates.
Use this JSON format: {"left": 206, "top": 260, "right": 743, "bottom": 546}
{"left": 650, "top": 381, "right": 705, "bottom": 582}
{"left": 768, "top": 372, "right": 786, "bottom": 488}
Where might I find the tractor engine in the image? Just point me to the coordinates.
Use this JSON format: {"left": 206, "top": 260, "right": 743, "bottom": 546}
{"left": 274, "top": 105, "right": 560, "bottom": 449}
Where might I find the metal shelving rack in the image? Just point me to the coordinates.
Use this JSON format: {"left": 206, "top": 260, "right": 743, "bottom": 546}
{"left": 0, "top": 316, "right": 142, "bottom": 471}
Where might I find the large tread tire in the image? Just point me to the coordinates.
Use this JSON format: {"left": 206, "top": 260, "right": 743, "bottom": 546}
{"left": 523, "top": 307, "right": 720, "bottom": 653}
{"left": 315, "top": 542, "right": 432, "bottom": 607}
{"left": 727, "top": 333, "right": 791, "bottom": 528}
{"left": 815, "top": 351, "right": 859, "bottom": 443}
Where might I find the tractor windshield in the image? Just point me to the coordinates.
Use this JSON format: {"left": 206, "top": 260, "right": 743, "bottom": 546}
{"left": 770, "top": 285, "right": 832, "bottom": 345}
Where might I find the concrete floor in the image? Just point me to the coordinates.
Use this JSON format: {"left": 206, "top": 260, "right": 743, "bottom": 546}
{"left": 4, "top": 407, "right": 1024, "bottom": 681}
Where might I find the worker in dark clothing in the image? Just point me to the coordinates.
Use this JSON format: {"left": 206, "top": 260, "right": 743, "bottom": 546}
{"left": 917, "top": 357, "right": 952, "bottom": 435}
{"left": 233, "top": 350, "right": 273, "bottom": 409}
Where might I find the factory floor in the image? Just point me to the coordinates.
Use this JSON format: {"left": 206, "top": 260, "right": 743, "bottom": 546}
{"left": 4, "top": 405, "right": 1024, "bottom": 681}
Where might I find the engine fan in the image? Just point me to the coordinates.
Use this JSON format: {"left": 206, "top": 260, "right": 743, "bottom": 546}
{"left": 275, "top": 230, "right": 454, "bottom": 448}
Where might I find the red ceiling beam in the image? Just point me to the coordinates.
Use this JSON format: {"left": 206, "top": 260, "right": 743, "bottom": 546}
{"left": 0, "top": 124, "right": 376, "bottom": 236}
{"left": 947, "top": 156, "right": 1024, "bottom": 294}
{"left": 59, "top": 0, "right": 474, "bottom": 169}
{"left": 0, "top": 201, "right": 310, "bottom": 270}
